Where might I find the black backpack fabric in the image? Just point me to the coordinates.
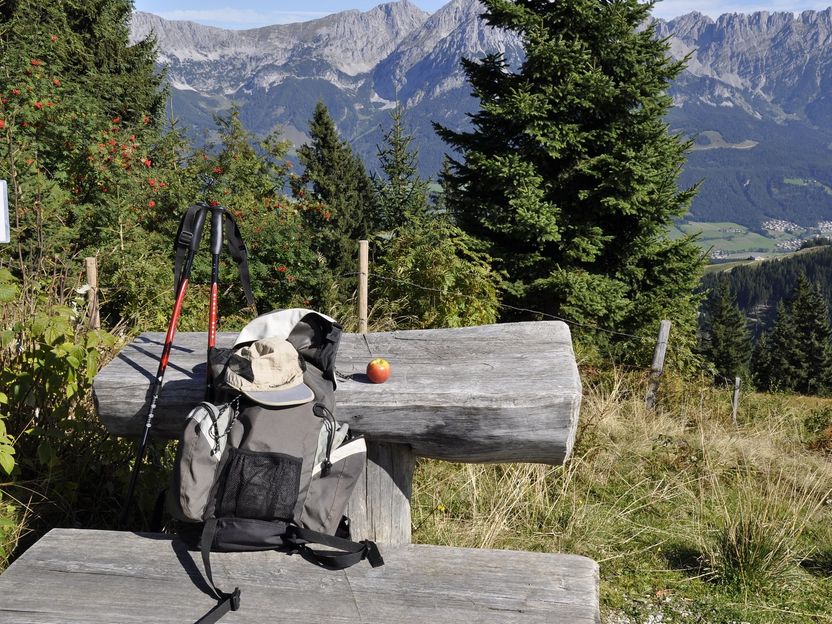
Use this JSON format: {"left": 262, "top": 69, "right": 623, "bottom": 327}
{"left": 166, "top": 310, "right": 382, "bottom": 623}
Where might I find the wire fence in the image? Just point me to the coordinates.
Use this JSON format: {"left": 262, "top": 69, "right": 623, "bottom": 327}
{"left": 341, "top": 271, "right": 654, "bottom": 344}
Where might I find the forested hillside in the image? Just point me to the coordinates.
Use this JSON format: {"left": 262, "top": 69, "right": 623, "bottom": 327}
{"left": 701, "top": 245, "right": 832, "bottom": 329}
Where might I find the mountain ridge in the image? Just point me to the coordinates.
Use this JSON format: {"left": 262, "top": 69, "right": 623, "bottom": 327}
{"left": 130, "top": 3, "right": 832, "bottom": 230}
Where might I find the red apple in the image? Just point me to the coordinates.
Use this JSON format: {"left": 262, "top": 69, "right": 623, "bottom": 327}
{"left": 366, "top": 358, "right": 391, "bottom": 384}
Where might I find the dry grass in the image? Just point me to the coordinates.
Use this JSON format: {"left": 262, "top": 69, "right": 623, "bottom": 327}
{"left": 412, "top": 370, "right": 832, "bottom": 622}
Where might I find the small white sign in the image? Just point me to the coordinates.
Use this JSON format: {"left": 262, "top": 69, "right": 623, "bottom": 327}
{"left": 0, "top": 180, "right": 8, "bottom": 243}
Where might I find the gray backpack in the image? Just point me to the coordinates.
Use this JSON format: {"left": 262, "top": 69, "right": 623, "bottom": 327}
{"left": 167, "top": 310, "right": 383, "bottom": 622}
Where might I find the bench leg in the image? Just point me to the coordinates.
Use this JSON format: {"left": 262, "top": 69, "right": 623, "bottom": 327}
{"left": 345, "top": 442, "right": 414, "bottom": 546}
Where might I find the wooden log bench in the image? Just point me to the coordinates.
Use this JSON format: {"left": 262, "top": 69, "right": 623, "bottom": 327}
{"left": 0, "top": 321, "right": 598, "bottom": 623}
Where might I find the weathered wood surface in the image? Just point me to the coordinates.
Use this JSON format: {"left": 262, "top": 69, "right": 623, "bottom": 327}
{"left": 94, "top": 321, "right": 582, "bottom": 465}
{"left": 345, "top": 443, "right": 414, "bottom": 545}
{"left": 0, "top": 529, "right": 600, "bottom": 623}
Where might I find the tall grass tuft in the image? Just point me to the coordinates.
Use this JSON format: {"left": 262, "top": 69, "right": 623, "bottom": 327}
{"left": 694, "top": 469, "right": 828, "bottom": 592}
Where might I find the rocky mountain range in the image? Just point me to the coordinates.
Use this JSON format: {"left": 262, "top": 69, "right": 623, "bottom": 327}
{"left": 130, "top": 1, "right": 832, "bottom": 229}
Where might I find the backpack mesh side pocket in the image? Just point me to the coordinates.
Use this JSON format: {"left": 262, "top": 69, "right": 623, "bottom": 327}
{"left": 216, "top": 447, "right": 302, "bottom": 521}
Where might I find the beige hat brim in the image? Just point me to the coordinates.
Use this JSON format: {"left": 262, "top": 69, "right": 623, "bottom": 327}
{"left": 241, "top": 383, "right": 315, "bottom": 407}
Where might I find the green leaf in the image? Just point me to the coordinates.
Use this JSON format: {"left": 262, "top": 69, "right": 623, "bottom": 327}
{"left": 0, "top": 449, "right": 15, "bottom": 475}
{"left": 0, "top": 331, "right": 16, "bottom": 349}
{"left": 85, "top": 349, "right": 100, "bottom": 383}
{"left": 0, "top": 282, "right": 18, "bottom": 303}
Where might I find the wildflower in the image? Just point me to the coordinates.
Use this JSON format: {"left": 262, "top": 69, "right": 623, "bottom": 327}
{"left": 148, "top": 200, "right": 156, "bottom": 208}
{"left": 323, "top": 210, "right": 332, "bottom": 220}
{"left": 50, "top": 35, "right": 58, "bottom": 42}
{"left": 0, "top": 120, "right": 4, "bottom": 129}
{"left": 209, "top": 200, "right": 219, "bottom": 207}
{"left": 112, "top": 116, "right": 121, "bottom": 124}
{"left": 212, "top": 166, "right": 222, "bottom": 174}
{"left": 34, "top": 101, "right": 43, "bottom": 109}
{"left": 53, "top": 79, "right": 60, "bottom": 86}
{"left": 147, "top": 178, "right": 157, "bottom": 187}
{"left": 30, "top": 59, "right": 43, "bottom": 66}
{"left": 277, "top": 265, "right": 287, "bottom": 273}
{"left": 142, "top": 158, "right": 151, "bottom": 168}
{"left": 11, "top": 89, "right": 20, "bottom": 96}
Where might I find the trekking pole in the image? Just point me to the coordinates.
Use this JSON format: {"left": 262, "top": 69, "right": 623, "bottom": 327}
{"left": 207, "top": 204, "right": 224, "bottom": 401}
{"left": 120, "top": 205, "right": 208, "bottom": 527}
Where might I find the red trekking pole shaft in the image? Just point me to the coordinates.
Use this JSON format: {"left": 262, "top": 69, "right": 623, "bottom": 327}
{"left": 207, "top": 205, "right": 224, "bottom": 401}
{"left": 121, "top": 206, "right": 207, "bottom": 527}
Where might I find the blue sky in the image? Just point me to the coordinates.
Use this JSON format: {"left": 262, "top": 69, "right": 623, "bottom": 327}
{"left": 132, "top": 0, "right": 832, "bottom": 29}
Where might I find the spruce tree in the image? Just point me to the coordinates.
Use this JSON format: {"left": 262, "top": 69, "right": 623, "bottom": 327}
{"left": 297, "top": 101, "right": 378, "bottom": 275}
{"left": 375, "top": 103, "right": 429, "bottom": 230}
{"left": 753, "top": 275, "right": 832, "bottom": 394}
{"left": 436, "top": 0, "right": 702, "bottom": 356}
{"left": 701, "top": 278, "right": 752, "bottom": 383}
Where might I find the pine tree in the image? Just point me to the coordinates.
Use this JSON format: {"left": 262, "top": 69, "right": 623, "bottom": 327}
{"left": 436, "top": 0, "right": 703, "bottom": 357}
{"left": 297, "top": 101, "right": 378, "bottom": 275}
{"left": 375, "top": 103, "right": 429, "bottom": 230}
{"left": 753, "top": 275, "right": 832, "bottom": 394}
{"left": 701, "top": 278, "right": 752, "bottom": 383}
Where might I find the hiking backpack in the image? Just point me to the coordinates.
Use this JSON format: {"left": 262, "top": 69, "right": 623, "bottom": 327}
{"left": 166, "top": 309, "right": 383, "bottom": 622}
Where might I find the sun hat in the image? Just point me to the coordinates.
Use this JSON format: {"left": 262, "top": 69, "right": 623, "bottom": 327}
{"left": 223, "top": 337, "right": 314, "bottom": 406}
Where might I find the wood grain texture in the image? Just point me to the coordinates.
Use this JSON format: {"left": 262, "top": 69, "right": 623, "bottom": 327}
{"left": 94, "top": 321, "right": 582, "bottom": 465}
{"left": 0, "top": 529, "right": 600, "bottom": 623}
{"left": 345, "top": 442, "right": 414, "bottom": 546}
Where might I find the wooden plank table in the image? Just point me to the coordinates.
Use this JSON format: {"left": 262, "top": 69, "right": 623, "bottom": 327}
{"left": 93, "top": 321, "right": 582, "bottom": 465}
{"left": 0, "top": 529, "right": 600, "bottom": 623}
{"left": 0, "top": 321, "right": 598, "bottom": 622}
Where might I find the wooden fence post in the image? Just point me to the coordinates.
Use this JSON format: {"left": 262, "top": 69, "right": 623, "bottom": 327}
{"left": 731, "top": 376, "right": 741, "bottom": 427}
{"left": 85, "top": 256, "right": 100, "bottom": 330}
{"left": 645, "top": 320, "right": 671, "bottom": 410}
{"left": 358, "top": 240, "right": 368, "bottom": 334}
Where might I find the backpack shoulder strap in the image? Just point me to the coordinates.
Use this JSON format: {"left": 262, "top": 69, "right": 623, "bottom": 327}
{"left": 285, "top": 525, "right": 384, "bottom": 570}
{"left": 197, "top": 518, "right": 241, "bottom": 624}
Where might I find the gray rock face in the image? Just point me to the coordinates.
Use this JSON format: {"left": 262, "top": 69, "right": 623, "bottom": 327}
{"left": 131, "top": 4, "right": 832, "bottom": 227}
{"left": 131, "top": 1, "right": 429, "bottom": 90}
{"left": 659, "top": 9, "right": 832, "bottom": 124}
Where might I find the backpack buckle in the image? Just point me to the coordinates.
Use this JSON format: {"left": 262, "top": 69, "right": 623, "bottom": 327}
{"left": 178, "top": 229, "right": 194, "bottom": 246}
{"left": 362, "top": 540, "right": 384, "bottom": 568}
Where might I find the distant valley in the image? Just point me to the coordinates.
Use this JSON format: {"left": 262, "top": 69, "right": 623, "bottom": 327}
{"left": 130, "top": 2, "right": 832, "bottom": 249}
